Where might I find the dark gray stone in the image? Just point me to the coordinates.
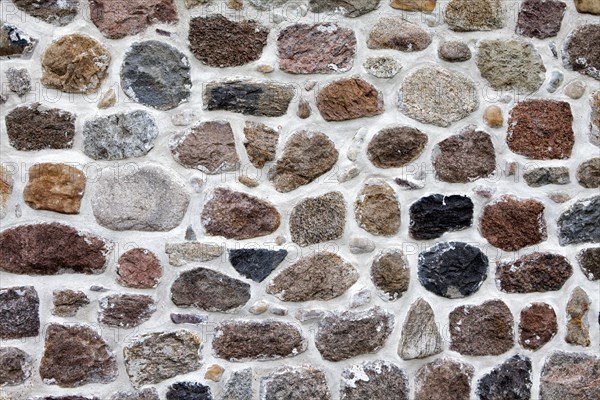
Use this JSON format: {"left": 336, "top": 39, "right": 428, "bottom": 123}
{"left": 0, "top": 286, "right": 39, "bottom": 339}
{"left": 0, "top": 347, "right": 32, "bottom": 385}
{"left": 5, "top": 67, "right": 31, "bottom": 96}
{"left": 523, "top": 167, "right": 570, "bottom": 187}
{"left": 228, "top": 249, "right": 287, "bottom": 282}
{"left": 477, "top": 355, "right": 532, "bottom": 400}
{"left": 558, "top": 195, "right": 600, "bottom": 245}
{"left": 170, "top": 313, "right": 208, "bottom": 324}
{"left": 409, "top": 194, "right": 473, "bottom": 240}
{"left": 166, "top": 382, "right": 212, "bottom": 400}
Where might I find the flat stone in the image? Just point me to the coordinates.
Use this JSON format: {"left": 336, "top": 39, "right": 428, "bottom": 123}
{"left": 40, "top": 397, "right": 99, "bottom": 400}
{"left": 83, "top": 110, "right": 159, "bottom": 160}
{"left": 578, "top": 247, "right": 600, "bottom": 280}
{"left": 523, "top": 166, "right": 570, "bottom": 187}
{"left": 363, "top": 56, "right": 402, "bottom": 78}
{"left": 269, "top": 130, "right": 338, "bottom": 192}
{"left": 170, "top": 121, "right": 239, "bottom": 174}
{"left": 267, "top": 252, "right": 358, "bottom": 301}
{"left": 92, "top": 164, "right": 190, "bottom": 231}
{"left": 449, "top": 299, "right": 514, "bottom": 356}
{"left": 575, "top": 0, "right": 600, "bottom": 13}
{"left": 519, "top": 302, "right": 557, "bottom": 350}
{"left": 444, "top": 0, "right": 504, "bottom": 31}
{"left": 338, "top": 166, "right": 360, "bottom": 183}
{"left": 170, "top": 313, "right": 208, "bottom": 325}
{"left": 516, "top": 0, "right": 565, "bottom": 39}
{"left": 557, "top": 195, "right": 600, "bottom": 245}
{"left": 166, "top": 382, "right": 211, "bottom": 400}
{"left": 349, "top": 289, "right": 371, "bottom": 308}
{"left": 399, "top": 65, "right": 478, "bottom": 126}
{"left": 477, "top": 355, "right": 532, "bottom": 400}
{"left": 563, "top": 24, "right": 600, "bottom": 80}
{"left": 5, "top": 103, "right": 75, "bottom": 150}
{"left": 398, "top": 298, "right": 443, "bottom": 360}
{"left": 121, "top": 41, "right": 191, "bottom": 110}
{"left": 165, "top": 242, "right": 224, "bottom": 266}
{"left": 260, "top": 366, "right": 332, "bottom": 400}
{"left": 278, "top": 23, "right": 356, "bottom": 74}
{"left": 290, "top": 192, "right": 346, "bottom": 246}
{"left": 213, "top": 320, "right": 306, "bottom": 361}
{"left": 99, "top": 294, "right": 156, "bottom": 328}
{"left": 316, "top": 77, "right": 384, "bottom": 121}
{"left": 481, "top": 196, "right": 547, "bottom": 251}
{"left": 576, "top": 157, "right": 600, "bottom": 188}
{"left": 0, "top": 286, "right": 39, "bottom": 340}
{"left": 23, "top": 163, "right": 86, "bottom": 214}
{"left": 409, "top": 194, "right": 473, "bottom": 240}
{"left": 117, "top": 248, "right": 162, "bottom": 289}
{"left": 0, "top": 347, "right": 32, "bottom": 386}
{"left": 348, "top": 236, "right": 375, "bottom": 254}
{"left": 391, "top": 0, "right": 435, "bottom": 11}
{"left": 496, "top": 252, "right": 572, "bottom": 293}
{"left": 6, "top": 67, "right": 30, "bottom": 96}
{"left": 309, "top": 0, "right": 380, "bottom": 16}
{"left": 201, "top": 188, "right": 280, "bottom": 239}
{"left": 203, "top": 79, "right": 294, "bottom": 117}
{"left": 565, "top": 287, "right": 591, "bottom": 346}
{"left": 248, "top": 0, "right": 289, "bottom": 9}
{"left": 222, "top": 368, "right": 252, "bottom": 400}
{"left": 98, "top": 89, "right": 116, "bottom": 109}
{"left": 0, "top": 223, "right": 109, "bottom": 275}
{"left": 540, "top": 352, "right": 600, "bottom": 399}
{"left": 110, "top": 388, "right": 160, "bottom": 400}
{"left": 315, "top": 307, "right": 394, "bottom": 361}
{"left": 355, "top": 180, "right": 400, "bottom": 236}
{"left": 124, "top": 330, "right": 202, "bottom": 386}
{"left": 52, "top": 290, "right": 90, "bottom": 317}
{"left": 367, "top": 126, "right": 427, "bottom": 168}
{"left": 13, "top": 0, "right": 78, "bottom": 26}
{"left": 341, "top": 360, "right": 408, "bottom": 400}
{"left": 415, "top": 358, "right": 474, "bottom": 400}
{"left": 438, "top": 40, "right": 471, "bottom": 61}
{"left": 229, "top": 249, "right": 287, "bottom": 282}
{"left": 371, "top": 250, "right": 410, "bottom": 301}
{"left": 40, "top": 324, "right": 117, "bottom": 387}
{"left": 0, "top": 23, "right": 36, "bottom": 57}
{"left": 243, "top": 122, "right": 279, "bottom": 168}
{"left": 368, "top": 17, "right": 431, "bottom": 52}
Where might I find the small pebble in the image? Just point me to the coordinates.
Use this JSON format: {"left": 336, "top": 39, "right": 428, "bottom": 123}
{"left": 425, "top": 15, "right": 438, "bottom": 27}
{"left": 350, "top": 289, "right": 372, "bottom": 308}
{"left": 249, "top": 300, "right": 269, "bottom": 315}
{"left": 505, "top": 161, "right": 518, "bottom": 177}
{"left": 483, "top": 105, "right": 503, "bottom": 128}
{"left": 275, "top": 236, "right": 286, "bottom": 245}
{"left": 170, "top": 313, "right": 209, "bottom": 324}
{"left": 270, "top": 305, "right": 288, "bottom": 316}
{"left": 5, "top": 67, "right": 31, "bottom": 96}
{"left": 363, "top": 56, "right": 402, "bottom": 78}
{"left": 564, "top": 80, "right": 586, "bottom": 99}
{"left": 256, "top": 64, "right": 274, "bottom": 73}
{"left": 239, "top": 175, "right": 259, "bottom": 187}
{"left": 205, "top": 364, "right": 225, "bottom": 382}
{"left": 304, "top": 80, "right": 316, "bottom": 91}
{"left": 97, "top": 89, "right": 116, "bottom": 109}
{"left": 227, "top": 0, "right": 243, "bottom": 9}
{"left": 394, "top": 178, "right": 424, "bottom": 190}
{"left": 185, "top": 225, "right": 197, "bottom": 241}
{"left": 337, "top": 166, "right": 360, "bottom": 183}
{"left": 549, "top": 42, "right": 557, "bottom": 58}
{"left": 548, "top": 191, "right": 571, "bottom": 203}
{"left": 547, "top": 70, "right": 564, "bottom": 93}
{"left": 90, "top": 285, "right": 109, "bottom": 292}
{"left": 473, "top": 185, "right": 496, "bottom": 199}
{"left": 348, "top": 236, "right": 375, "bottom": 254}
{"left": 347, "top": 129, "right": 366, "bottom": 161}
{"left": 190, "top": 176, "right": 205, "bottom": 193}
{"left": 297, "top": 99, "right": 311, "bottom": 119}
{"left": 294, "top": 309, "right": 326, "bottom": 322}
{"left": 171, "top": 109, "right": 197, "bottom": 126}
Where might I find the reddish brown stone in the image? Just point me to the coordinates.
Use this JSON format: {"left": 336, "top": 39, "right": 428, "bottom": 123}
{"left": 52, "top": 290, "right": 90, "bottom": 317}
{"left": 563, "top": 24, "right": 600, "bottom": 80}
{"left": 355, "top": 180, "right": 400, "bottom": 236}
{"left": 0, "top": 286, "right": 39, "bottom": 340}
{"left": 5, "top": 103, "right": 75, "bottom": 150}
{"left": 316, "top": 77, "right": 384, "bottom": 121}
{"left": 578, "top": 247, "right": 600, "bottom": 280}
{"left": 117, "top": 248, "right": 162, "bottom": 289}
{"left": 367, "top": 126, "right": 428, "bottom": 168}
{"left": 243, "top": 122, "right": 279, "bottom": 168}
{"left": 12, "top": 0, "right": 78, "bottom": 26}
{"left": 23, "top": 163, "right": 86, "bottom": 214}
{"left": 99, "top": 294, "right": 156, "bottom": 328}
{"left": 496, "top": 253, "right": 572, "bottom": 293}
{"left": 516, "top": 0, "right": 566, "bottom": 39}
{"left": 415, "top": 358, "right": 474, "bottom": 400}
{"left": 367, "top": 17, "right": 431, "bottom": 52}
{"left": 0, "top": 165, "right": 13, "bottom": 219}
{"left": 519, "top": 302, "right": 557, "bottom": 350}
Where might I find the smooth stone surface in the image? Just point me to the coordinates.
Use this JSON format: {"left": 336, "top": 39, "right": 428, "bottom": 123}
{"left": 444, "top": 0, "right": 504, "bottom": 31}
{"left": 398, "top": 298, "right": 442, "bottom": 360}
{"left": 523, "top": 166, "right": 570, "bottom": 187}
{"left": 170, "top": 313, "right": 208, "bottom": 325}
{"left": 23, "top": 163, "right": 86, "bottom": 214}
{"left": 316, "top": 77, "right": 384, "bottom": 121}
{"left": 564, "top": 79, "right": 586, "bottom": 99}
{"left": 348, "top": 236, "right": 375, "bottom": 254}
{"left": 52, "top": 290, "right": 90, "bottom": 317}
{"left": 519, "top": 302, "right": 557, "bottom": 350}
{"left": 5, "top": 103, "right": 75, "bottom": 150}
{"left": 0, "top": 286, "right": 39, "bottom": 339}
{"left": 496, "top": 252, "right": 572, "bottom": 293}
{"left": 477, "top": 355, "right": 532, "bottom": 400}
{"left": 98, "top": 294, "right": 156, "bottom": 328}
{"left": 228, "top": 248, "right": 287, "bottom": 282}
{"left": 243, "top": 122, "right": 279, "bottom": 168}
{"left": 576, "top": 157, "right": 600, "bottom": 188}
{"left": 578, "top": 247, "right": 600, "bottom": 280}
{"left": 574, "top": 0, "right": 600, "bottom": 13}
{"left": 12, "top": 0, "right": 78, "bottom": 25}
{"left": 355, "top": 180, "right": 400, "bottom": 236}
{"left": 547, "top": 70, "right": 564, "bottom": 93}
{"left": 540, "top": 352, "right": 600, "bottom": 399}
{"left": 0, "top": 23, "right": 37, "bottom": 57}
{"left": 165, "top": 242, "right": 224, "bottom": 266}
{"left": 363, "top": 56, "right": 402, "bottom": 78}
{"left": 309, "top": 0, "right": 381, "bottom": 17}
{"left": 414, "top": 358, "right": 474, "bottom": 400}
{"left": 516, "top": 0, "right": 566, "bottom": 39}
{"left": 117, "top": 248, "right": 162, "bottom": 289}
{"left": 438, "top": 40, "right": 471, "bottom": 62}
{"left": 367, "top": 17, "right": 431, "bottom": 52}
{"left": 340, "top": 360, "right": 408, "bottom": 400}
{"left": 0, "top": 347, "right": 32, "bottom": 386}
{"left": 557, "top": 195, "right": 600, "bottom": 245}
{"left": 367, "top": 126, "right": 427, "bottom": 168}
{"left": 290, "top": 192, "right": 346, "bottom": 246}
{"left": 562, "top": 24, "right": 600, "bottom": 80}
{"left": 565, "top": 287, "right": 591, "bottom": 346}
{"left": 409, "top": 194, "right": 473, "bottom": 239}
{"left": 371, "top": 250, "right": 410, "bottom": 301}
{"left": 260, "top": 366, "right": 332, "bottom": 400}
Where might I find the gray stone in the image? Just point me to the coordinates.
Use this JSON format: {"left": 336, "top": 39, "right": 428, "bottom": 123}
{"left": 166, "top": 382, "right": 211, "bottom": 400}
{"left": 110, "top": 388, "right": 160, "bottom": 400}
{"left": 98, "top": 294, "right": 156, "bottom": 328}
{"left": 438, "top": 41, "right": 472, "bottom": 62}
{"left": 222, "top": 368, "right": 252, "bottom": 400}
{"left": 165, "top": 242, "right": 224, "bottom": 266}
{"left": 565, "top": 287, "right": 591, "bottom": 346}
{"left": 0, "top": 23, "right": 37, "bottom": 58}
{"left": 398, "top": 298, "right": 443, "bottom": 360}
{"left": 576, "top": 157, "right": 600, "bottom": 188}
{"left": 12, "top": 0, "right": 78, "bottom": 26}
{"left": 290, "top": 192, "right": 346, "bottom": 246}
{"left": 564, "top": 79, "right": 586, "bottom": 99}
{"left": 477, "top": 355, "right": 532, "bottom": 400}
{"left": 348, "top": 236, "right": 375, "bottom": 254}
{"left": 547, "top": 70, "right": 564, "bottom": 93}
{"left": 5, "top": 67, "right": 30, "bottom": 96}
{"left": 249, "top": 0, "right": 289, "bottom": 9}
{"left": 591, "top": 91, "right": 600, "bottom": 146}
{"left": 558, "top": 195, "right": 600, "bottom": 245}
{"left": 340, "top": 360, "right": 408, "bottom": 400}
{"left": 308, "top": 0, "right": 380, "bottom": 17}
{"left": 363, "top": 56, "right": 402, "bottom": 78}
{"left": 349, "top": 288, "right": 372, "bottom": 308}
{"left": 540, "top": 352, "right": 600, "bottom": 399}
{"left": 0, "top": 347, "right": 32, "bottom": 385}
{"left": 523, "top": 167, "right": 570, "bottom": 187}
{"left": 170, "top": 313, "right": 208, "bottom": 325}
{"left": 415, "top": 358, "right": 474, "bottom": 400}
{"left": 0, "top": 286, "right": 39, "bottom": 339}
{"left": 260, "top": 366, "right": 332, "bottom": 400}
{"left": 338, "top": 166, "right": 360, "bottom": 183}
{"left": 444, "top": 0, "right": 504, "bottom": 31}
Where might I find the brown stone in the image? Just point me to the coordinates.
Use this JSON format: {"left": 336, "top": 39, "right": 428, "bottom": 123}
{"left": 117, "top": 248, "right": 162, "bottom": 289}
{"left": 519, "top": 302, "right": 557, "bottom": 351}
{"left": 0, "top": 223, "right": 109, "bottom": 275}
{"left": 438, "top": 40, "right": 471, "bottom": 62}
{"left": 5, "top": 103, "right": 75, "bottom": 150}
{"left": 341, "top": 360, "right": 409, "bottom": 400}
{"left": 243, "top": 122, "right": 279, "bottom": 168}
{"left": 563, "top": 24, "right": 600, "bottom": 80}
{"left": 52, "top": 290, "right": 90, "bottom": 317}
{"left": 576, "top": 157, "right": 600, "bottom": 188}
{"left": 540, "top": 352, "right": 600, "bottom": 399}
{"left": 483, "top": 105, "right": 503, "bottom": 128}
{"left": 0, "top": 286, "right": 39, "bottom": 340}
{"left": 480, "top": 196, "right": 547, "bottom": 251}
{"left": 444, "top": 0, "right": 504, "bottom": 31}
{"left": 449, "top": 299, "right": 514, "bottom": 356}
{"left": 496, "top": 252, "right": 572, "bottom": 293}
{"left": 391, "top": 0, "right": 436, "bottom": 12}
{"left": 316, "top": 77, "right": 384, "bottom": 121}
{"left": 41, "top": 34, "right": 110, "bottom": 94}
{"left": 415, "top": 358, "right": 474, "bottom": 400}
{"left": 99, "top": 294, "right": 156, "bottom": 328}
{"left": 565, "top": 287, "right": 591, "bottom": 347}
{"left": 355, "top": 180, "right": 401, "bottom": 236}
{"left": 371, "top": 250, "right": 410, "bottom": 301}
{"left": 23, "top": 163, "right": 86, "bottom": 214}
{"left": 578, "top": 247, "right": 600, "bottom": 280}
{"left": 289, "top": 192, "right": 346, "bottom": 246}
{"left": 213, "top": 320, "right": 306, "bottom": 361}
{"left": 0, "top": 23, "right": 37, "bottom": 58}
{"left": 516, "top": 0, "right": 566, "bottom": 39}
{"left": 0, "top": 347, "right": 32, "bottom": 386}
{"left": 367, "top": 126, "right": 428, "bottom": 168}
{"left": 0, "top": 165, "right": 13, "bottom": 219}
{"left": 261, "top": 366, "right": 332, "bottom": 400}
{"left": 575, "top": 0, "right": 600, "bottom": 14}
{"left": 297, "top": 98, "right": 311, "bottom": 118}
{"left": 39, "top": 324, "right": 118, "bottom": 387}
{"left": 367, "top": 17, "right": 431, "bottom": 52}
{"left": 12, "top": 0, "right": 78, "bottom": 26}
{"left": 205, "top": 364, "right": 225, "bottom": 382}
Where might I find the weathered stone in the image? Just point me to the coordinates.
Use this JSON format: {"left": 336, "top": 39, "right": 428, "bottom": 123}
{"left": 483, "top": 105, "right": 503, "bottom": 128}
{"left": 565, "top": 287, "right": 591, "bottom": 346}
{"left": 0, "top": 286, "right": 39, "bottom": 340}
{"left": 516, "top": 0, "right": 565, "bottom": 39}
{"left": 477, "top": 355, "right": 532, "bottom": 400}
{"left": 201, "top": 188, "right": 280, "bottom": 239}
{"left": 243, "top": 122, "right": 279, "bottom": 168}
{"left": 40, "top": 324, "right": 117, "bottom": 387}
{"left": 0, "top": 347, "right": 32, "bottom": 386}
{"left": 540, "top": 352, "right": 600, "bottom": 399}
{"left": 348, "top": 236, "right": 375, "bottom": 254}
{"left": 355, "top": 180, "right": 400, "bottom": 236}
{"left": 267, "top": 252, "right": 358, "bottom": 301}
{"left": 13, "top": 0, "right": 78, "bottom": 26}
{"left": 110, "top": 388, "right": 160, "bottom": 400}
{"left": 578, "top": 247, "right": 600, "bottom": 280}
{"left": 315, "top": 307, "right": 394, "bottom": 361}
{"left": 316, "top": 77, "right": 384, "bottom": 121}
{"left": 557, "top": 195, "right": 600, "bottom": 245}
{"left": 371, "top": 250, "right": 410, "bottom": 301}
{"left": 523, "top": 167, "right": 570, "bottom": 187}
{"left": 576, "top": 157, "right": 600, "bottom": 188}
{"left": 248, "top": 0, "right": 289, "bottom": 9}
{"left": 239, "top": 175, "right": 259, "bottom": 187}
{"left": 398, "top": 298, "right": 442, "bottom": 360}
{"left": 496, "top": 252, "right": 572, "bottom": 293}
{"left": 205, "top": 364, "right": 224, "bottom": 382}
{"left": 444, "top": 0, "right": 504, "bottom": 31}
{"left": 0, "top": 23, "right": 36, "bottom": 57}
{"left": 99, "top": 294, "right": 156, "bottom": 328}
{"left": 367, "top": 126, "right": 427, "bottom": 168}
{"left": 222, "top": 368, "right": 252, "bottom": 400}
{"left": 166, "top": 382, "right": 211, "bottom": 400}
{"left": 297, "top": 99, "right": 311, "bottom": 118}
{"left": 5, "top": 103, "right": 75, "bottom": 150}
{"left": 203, "top": 79, "right": 294, "bottom": 117}
{"left": 363, "top": 56, "right": 402, "bottom": 78}
{"left": 290, "top": 192, "right": 346, "bottom": 246}
{"left": 229, "top": 249, "right": 287, "bottom": 282}
{"left": 83, "top": 110, "right": 159, "bottom": 160}
{"left": 575, "top": 0, "right": 600, "bottom": 13}
{"left": 278, "top": 23, "right": 356, "bottom": 74}
{"left": 0, "top": 223, "right": 109, "bottom": 275}
{"left": 481, "top": 196, "right": 547, "bottom": 251}
{"left": 438, "top": 40, "right": 471, "bottom": 62}
{"left": 409, "top": 194, "right": 473, "bottom": 240}
{"left": 309, "top": 0, "right": 380, "bottom": 16}
{"left": 564, "top": 79, "right": 586, "bottom": 99}
{"left": 22, "top": 163, "right": 85, "bottom": 214}
{"left": 117, "top": 248, "right": 162, "bottom": 289}
{"left": 367, "top": 17, "right": 431, "bottom": 52}
{"left": 399, "top": 65, "right": 478, "bottom": 126}
{"left": 391, "top": 0, "right": 435, "bottom": 11}
{"left": 170, "top": 313, "right": 208, "bottom": 325}
{"left": 165, "top": 242, "right": 224, "bottom": 266}
{"left": 269, "top": 130, "right": 338, "bottom": 192}
{"left": 5, "top": 67, "right": 30, "bottom": 96}
{"left": 124, "top": 330, "right": 202, "bottom": 386}
{"left": 121, "top": 41, "right": 191, "bottom": 110}
{"left": 563, "top": 24, "right": 600, "bottom": 80}
{"left": 260, "top": 366, "right": 332, "bottom": 400}
{"left": 52, "top": 290, "right": 90, "bottom": 317}
{"left": 415, "top": 358, "right": 474, "bottom": 400}
{"left": 0, "top": 165, "right": 12, "bottom": 220}
{"left": 349, "top": 288, "right": 371, "bottom": 309}
{"left": 97, "top": 89, "right": 116, "bottom": 109}
{"left": 449, "top": 299, "right": 514, "bottom": 356}
{"left": 519, "top": 302, "right": 557, "bottom": 350}
{"left": 341, "top": 360, "right": 408, "bottom": 400}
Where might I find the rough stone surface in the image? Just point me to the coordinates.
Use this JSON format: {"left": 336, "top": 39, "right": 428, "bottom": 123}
{"left": 592, "top": 90, "right": 600, "bottom": 146}
{"left": 367, "top": 17, "right": 431, "bottom": 52}
{"left": 316, "top": 77, "right": 384, "bottom": 121}
{"left": 117, "top": 248, "right": 162, "bottom": 289}
{"left": 243, "top": 122, "right": 279, "bottom": 168}
{"left": 0, "top": 23, "right": 36, "bottom": 57}
{"left": 0, "top": 166, "right": 12, "bottom": 219}
{"left": 414, "top": 358, "right": 474, "bottom": 400}
{"left": 109, "top": 388, "right": 160, "bottom": 400}
{"left": 516, "top": 0, "right": 566, "bottom": 39}
{"left": 444, "top": 0, "right": 504, "bottom": 31}
{"left": 398, "top": 298, "right": 442, "bottom": 360}
{"left": 449, "top": 299, "right": 514, "bottom": 356}
{"left": 367, "top": 126, "right": 427, "bottom": 168}
{"left": 438, "top": 40, "right": 471, "bottom": 62}
{"left": 371, "top": 250, "right": 410, "bottom": 301}
{"left": 260, "top": 366, "right": 332, "bottom": 400}
{"left": 5, "top": 103, "right": 75, "bottom": 150}
{"left": 13, "top": 0, "right": 78, "bottom": 26}
{"left": 576, "top": 157, "right": 600, "bottom": 188}
{"left": 166, "top": 382, "right": 211, "bottom": 400}
{"left": 52, "top": 290, "right": 90, "bottom": 317}
{"left": 171, "top": 267, "right": 251, "bottom": 312}
{"left": 540, "top": 352, "right": 600, "bottom": 399}
{"left": 399, "top": 65, "right": 478, "bottom": 127}
{"left": 562, "top": 24, "right": 600, "bottom": 80}
{"left": 523, "top": 167, "right": 570, "bottom": 187}
{"left": 222, "top": 368, "right": 252, "bottom": 400}
{"left": 477, "top": 355, "right": 532, "bottom": 400}
{"left": 98, "top": 294, "right": 156, "bottom": 328}
{"left": 267, "top": 252, "right": 358, "bottom": 301}
{"left": 315, "top": 307, "right": 394, "bottom": 361}
{"left": 484, "top": 105, "right": 504, "bottom": 128}
{"left": 355, "top": 180, "right": 400, "bottom": 236}
{"left": 289, "top": 192, "right": 346, "bottom": 246}
{"left": 496, "top": 253, "right": 572, "bottom": 293}
{"left": 519, "top": 302, "right": 557, "bottom": 351}
{"left": 165, "top": 242, "right": 224, "bottom": 266}
{"left": 578, "top": 247, "right": 600, "bottom": 280}
{"left": 23, "top": 163, "right": 86, "bottom": 214}
{"left": 309, "top": 0, "right": 380, "bottom": 17}
{"left": 565, "top": 287, "right": 591, "bottom": 346}
{"left": 557, "top": 195, "right": 600, "bottom": 245}
{"left": 409, "top": 194, "right": 473, "bottom": 239}
{"left": 229, "top": 249, "right": 287, "bottom": 282}
{"left": 340, "top": 360, "right": 409, "bottom": 400}
{"left": 0, "top": 347, "right": 32, "bottom": 386}
{"left": 39, "top": 324, "right": 118, "bottom": 387}
{"left": 363, "top": 56, "right": 402, "bottom": 78}
{"left": 0, "top": 286, "right": 39, "bottom": 340}
{"left": 6, "top": 67, "right": 31, "bottom": 96}
{"left": 391, "top": 0, "right": 435, "bottom": 11}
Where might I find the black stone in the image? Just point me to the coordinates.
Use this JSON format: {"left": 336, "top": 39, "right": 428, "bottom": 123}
{"left": 477, "top": 355, "right": 532, "bottom": 400}
{"left": 0, "top": 286, "right": 40, "bottom": 339}
{"left": 558, "top": 195, "right": 600, "bottom": 245}
{"left": 229, "top": 249, "right": 288, "bottom": 282}
{"left": 418, "top": 242, "right": 488, "bottom": 298}
{"left": 166, "top": 382, "right": 212, "bottom": 400}
{"left": 409, "top": 194, "right": 474, "bottom": 240}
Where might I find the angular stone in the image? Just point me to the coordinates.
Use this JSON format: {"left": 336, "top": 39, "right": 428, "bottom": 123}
{"left": 540, "top": 352, "right": 600, "bottom": 399}
{"left": 13, "top": 0, "right": 78, "bottom": 26}
{"left": 519, "top": 302, "right": 557, "bottom": 350}
{"left": 444, "top": 0, "right": 504, "bottom": 31}
{"left": 52, "top": 290, "right": 90, "bottom": 317}
{"left": 278, "top": 23, "right": 356, "bottom": 74}
{"left": 203, "top": 79, "right": 294, "bottom": 117}
{"left": 368, "top": 17, "right": 431, "bottom": 52}
{"left": 507, "top": 100, "right": 574, "bottom": 159}
{"left": 166, "top": 382, "right": 211, "bottom": 400}
{"left": 477, "top": 355, "right": 532, "bottom": 400}
{"left": 576, "top": 157, "right": 600, "bottom": 188}
{"left": 315, "top": 307, "right": 394, "bottom": 361}
{"left": 367, "top": 126, "right": 427, "bottom": 168}
{"left": 563, "top": 24, "right": 600, "bottom": 80}
{"left": 267, "top": 252, "right": 358, "bottom": 301}
{"left": 5, "top": 103, "right": 75, "bottom": 150}
{"left": 124, "top": 330, "right": 202, "bottom": 386}
{"left": 0, "top": 223, "right": 109, "bottom": 275}
{"left": 121, "top": 41, "right": 191, "bottom": 110}
{"left": 229, "top": 249, "right": 287, "bottom": 282}
{"left": 0, "top": 286, "right": 39, "bottom": 340}
{"left": 6, "top": 67, "right": 30, "bottom": 96}
{"left": 171, "top": 267, "right": 251, "bottom": 312}
{"left": 355, "top": 180, "right": 400, "bottom": 236}
{"left": 290, "top": 192, "right": 346, "bottom": 246}
{"left": 110, "top": 388, "right": 160, "bottom": 400}
{"left": 0, "top": 347, "right": 32, "bottom": 386}
{"left": 409, "top": 194, "right": 473, "bottom": 240}
{"left": 165, "top": 242, "right": 224, "bottom": 266}
{"left": 578, "top": 247, "right": 600, "bottom": 280}
{"left": 92, "top": 164, "right": 190, "bottom": 231}
{"left": 371, "top": 250, "right": 410, "bottom": 301}
{"left": 40, "top": 324, "right": 117, "bottom": 387}
{"left": 83, "top": 110, "right": 159, "bottom": 160}
{"left": 243, "top": 122, "right": 279, "bottom": 168}
{"left": 496, "top": 252, "right": 572, "bottom": 293}
{"left": 23, "top": 163, "right": 85, "bottom": 214}
{"left": 363, "top": 56, "right": 402, "bottom": 78}
{"left": 557, "top": 195, "right": 600, "bottom": 245}
{"left": 565, "top": 287, "right": 591, "bottom": 346}
{"left": 415, "top": 358, "right": 474, "bottom": 400}
{"left": 341, "top": 360, "right": 408, "bottom": 400}
{"left": 309, "top": 0, "right": 380, "bottom": 16}
{"left": 170, "top": 121, "right": 239, "bottom": 174}
{"left": 316, "top": 77, "right": 384, "bottom": 121}
{"left": 516, "top": 0, "right": 566, "bottom": 39}
{"left": 391, "top": 0, "right": 435, "bottom": 11}
{"left": 575, "top": 0, "right": 600, "bottom": 13}
{"left": 201, "top": 188, "right": 280, "bottom": 239}
{"left": 0, "top": 23, "right": 36, "bottom": 57}
{"left": 261, "top": 366, "right": 332, "bottom": 400}
{"left": 117, "top": 248, "right": 162, "bottom": 289}
{"left": 399, "top": 65, "right": 478, "bottom": 127}
{"left": 524, "top": 166, "right": 570, "bottom": 187}
{"left": 438, "top": 40, "right": 471, "bottom": 62}
{"left": 222, "top": 368, "right": 252, "bottom": 400}
{"left": 481, "top": 196, "right": 547, "bottom": 251}
{"left": 99, "top": 294, "right": 156, "bottom": 328}
{"left": 398, "top": 298, "right": 442, "bottom": 360}
{"left": 449, "top": 299, "right": 514, "bottom": 356}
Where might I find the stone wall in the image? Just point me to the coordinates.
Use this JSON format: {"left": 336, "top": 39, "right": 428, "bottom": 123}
{"left": 0, "top": 0, "right": 599, "bottom": 399}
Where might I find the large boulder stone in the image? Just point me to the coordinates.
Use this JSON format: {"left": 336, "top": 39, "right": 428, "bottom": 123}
{"left": 5, "top": 103, "right": 75, "bottom": 150}
{"left": 316, "top": 77, "right": 384, "bottom": 121}
{"left": 23, "top": 163, "right": 86, "bottom": 214}
{"left": 290, "top": 192, "right": 346, "bottom": 246}
{"left": 0, "top": 286, "right": 39, "bottom": 340}
{"left": 340, "top": 360, "right": 408, "bottom": 400}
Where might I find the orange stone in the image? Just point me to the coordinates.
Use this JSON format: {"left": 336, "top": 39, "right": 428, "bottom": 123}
{"left": 483, "top": 105, "right": 503, "bottom": 128}
{"left": 391, "top": 0, "right": 436, "bottom": 12}
{"left": 23, "top": 163, "right": 86, "bottom": 214}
